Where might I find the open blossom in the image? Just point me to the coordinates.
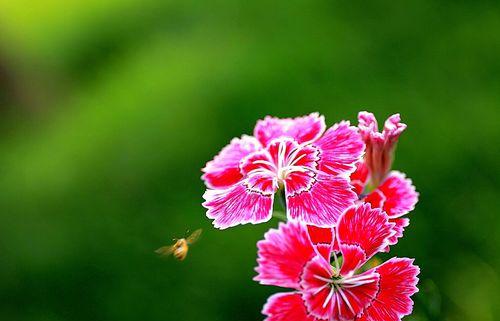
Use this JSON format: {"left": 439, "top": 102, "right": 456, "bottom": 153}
{"left": 202, "top": 113, "right": 364, "bottom": 229}
{"left": 254, "top": 203, "right": 419, "bottom": 321}
{"left": 358, "top": 111, "right": 406, "bottom": 187}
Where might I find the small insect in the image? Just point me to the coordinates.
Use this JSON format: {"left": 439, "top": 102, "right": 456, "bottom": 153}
{"left": 155, "top": 229, "right": 202, "bottom": 261}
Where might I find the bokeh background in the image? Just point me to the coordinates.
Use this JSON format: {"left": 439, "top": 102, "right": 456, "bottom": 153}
{"left": 0, "top": 1, "right": 499, "bottom": 321}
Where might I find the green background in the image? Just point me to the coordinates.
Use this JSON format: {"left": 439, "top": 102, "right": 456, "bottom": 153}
{"left": 0, "top": 1, "right": 498, "bottom": 320}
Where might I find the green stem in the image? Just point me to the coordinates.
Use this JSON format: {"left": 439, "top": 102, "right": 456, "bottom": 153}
{"left": 272, "top": 211, "right": 287, "bottom": 221}
{"left": 272, "top": 187, "right": 288, "bottom": 222}
{"left": 278, "top": 187, "right": 287, "bottom": 211}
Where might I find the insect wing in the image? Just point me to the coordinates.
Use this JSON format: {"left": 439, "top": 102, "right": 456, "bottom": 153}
{"left": 155, "top": 245, "right": 175, "bottom": 257}
{"left": 186, "top": 229, "right": 202, "bottom": 245}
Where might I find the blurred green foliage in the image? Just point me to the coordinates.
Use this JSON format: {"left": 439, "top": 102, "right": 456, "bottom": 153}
{"left": 0, "top": 1, "right": 499, "bottom": 321}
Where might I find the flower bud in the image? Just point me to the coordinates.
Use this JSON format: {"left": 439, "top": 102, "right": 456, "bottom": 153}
{"left": 358, "top": 112, "right": 407, "bottom": 187}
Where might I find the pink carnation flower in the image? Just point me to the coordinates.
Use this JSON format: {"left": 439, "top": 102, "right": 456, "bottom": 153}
{"left": 255, "top": 203, "right": 419, "bottom": 321}
{"left": 358, "top": 111, "right": 407, "bottom": 187}
{"left": 202, "top": 113, "right": 364, "bottom": 229}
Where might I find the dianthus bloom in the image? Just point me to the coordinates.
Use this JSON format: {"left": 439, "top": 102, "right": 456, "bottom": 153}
{"left": 202, "top": 113, "right": 364, "bottom": 229}
{"left": 351, "top": 112, "right": 419, "bottom": 247}
{"left": 255, "top": 203, "right": 419, "bottom": 321}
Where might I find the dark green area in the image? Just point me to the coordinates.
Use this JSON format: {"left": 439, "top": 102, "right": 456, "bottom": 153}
{"left": 0, "top": 1, "right": 498, "bottom": 320}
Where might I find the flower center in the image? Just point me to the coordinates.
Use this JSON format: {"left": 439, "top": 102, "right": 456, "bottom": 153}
{"left": 240, "top": 138, "right": 319, "bottom": 194}
{"left": 301, "top": 256, "right": 380, "bottom": 321}
{"left": 272, "top": 139, "right": 314, "bottom": 184}
{"left": 276, "top": 166, "right": 292, "bottom": 182}
{"left": 311, "top": 271, "right": 378, "bottom": 316}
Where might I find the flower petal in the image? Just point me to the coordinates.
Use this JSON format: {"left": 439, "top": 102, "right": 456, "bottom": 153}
{"left": 240, "top": 150, "right": 279, "bottom": 193}
{"left": 314, "top": 121, "right": 365, "bottom": 177}
{"left": 301, "top": 256, "right": 335, "bottom": 319}
{"left": 284, "top": 171, "right": 317, "bottom": 198}
{"left": 263, "top": 293, "right": 325, "bottom": 321}
{"left": 350, "top": 161, "right": 370, "bottom": 195}
{"left": 337, "top": 204, "right": 394, "bottom": 276}
{"left": 307, "top": 225, "right": 334, "bottom": 246}
{"left": 363, "top": 188, "right": 385, "bottom": 209}
{"left": 254, "top": 113, "right": 326, "bottom": 147}
{"left": 202, "top": 135, "right": 261, "bottom": 189}
{"left": 307, "top": 225, "right": 335, "bottom": 261}
{"left": 338, "top": 244, "right": 368, "bottom": 277}
{"left": 356, "top": 258, "right": 420, "bottom": 321}
{"left": 358, "top": 111, "right": 379, "bottom": 138}
{"left": 386, "top": 218, "right": 410, "bottom": 248}
{"left": 366, "top": 171, "right": 418, "bottom": 218}
{"left": 203, "top": 180, "right": 274, "bottom": 229}
{"left": 286, "top": 174, "right": 358, "bottom": 227}
{"left": 255, "top": 221, "right": 316, "bottom": 289}
{"left": 382, "top": 114, "right": 407, "bottom": 145}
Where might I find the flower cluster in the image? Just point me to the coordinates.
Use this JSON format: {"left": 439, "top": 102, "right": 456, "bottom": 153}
{"left": 201, "top": 112, "right": 419, "bottom": 321}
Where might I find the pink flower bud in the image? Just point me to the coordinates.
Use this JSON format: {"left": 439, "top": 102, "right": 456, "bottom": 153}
{"left": 358, "top": 111, "right": 407, "bottom": 187}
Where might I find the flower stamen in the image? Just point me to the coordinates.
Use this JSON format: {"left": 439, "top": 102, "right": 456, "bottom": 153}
{"left": 335, "top": 284, "right": 356, "bottom": 315}
{"left": 323, "top": 287, "right": 335, "bottom": 308}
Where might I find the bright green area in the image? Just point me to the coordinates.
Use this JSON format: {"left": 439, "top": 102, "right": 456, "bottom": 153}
{"left": 0, "top": 1, "right": 498, "bottom": 320}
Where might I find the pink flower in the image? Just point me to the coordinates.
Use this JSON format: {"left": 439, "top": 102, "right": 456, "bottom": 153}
{"left": 202, "top": 113, "right": 365, "bottom": 229}
{"left": 351, "top": 162, "right": 419, "bottom": 248}
{"left": 358, "top": 112, "right": 406, "bottom": 187}
{"left": 255, "top": 203, "right": 420, "bottom": 321}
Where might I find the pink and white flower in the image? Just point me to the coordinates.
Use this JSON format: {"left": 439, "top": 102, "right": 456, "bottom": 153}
{"left": 255, "top": 203, "right": 420, "bottom": 321}
{"left": 358, "top": 112, "right": 406, "bottom": 187}
{"left": 202, "top": 113, "right": 365, "bottom": 229}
